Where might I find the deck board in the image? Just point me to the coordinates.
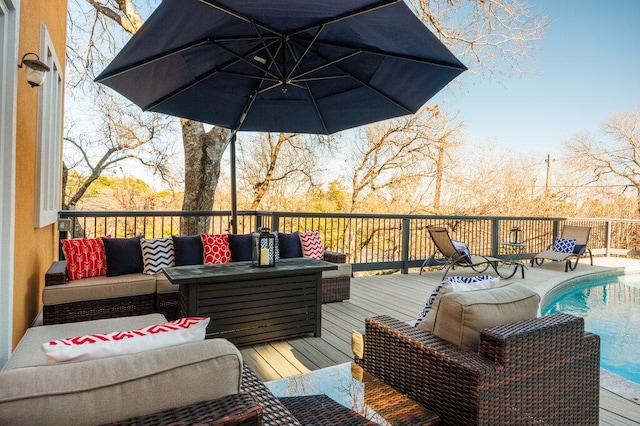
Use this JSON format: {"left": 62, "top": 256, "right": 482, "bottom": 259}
{"left": 239, "top": 263, "right": 640, "bottom": 425}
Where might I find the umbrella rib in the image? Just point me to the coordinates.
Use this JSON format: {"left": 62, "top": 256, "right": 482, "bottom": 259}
{"left": 294, "top": 74, "right": 351, "bottom": 83}
{"left": 309, "top": 38, "right": 467, "bottom": 72}
{"left": 96, "top": 38, "right": 212, "bottom": 82}
{"left": 290, "top": 0, "right": 402, "bottom": 38}
{"left": 142, "top": 40, "right": 277, "bottom": 111}
{"left": 199, "top": 0, "right": 283, "bottom": 38}
{"left": 289, "top": 49, "right": 362, "bottom": 82}
{"left": 303, "top": 82, "right": 329, "bottom": 134}
{"left": 287, "top": 25, "right": 325, "bottom": 80}
{"left": 310, "top": 49, "right": 414, "bottom": 114}
{"left": 211, "top": 38, "right": 282, "bottom": 81}
{"left": 252, "top": 20, "right": 284, "bottom": 79}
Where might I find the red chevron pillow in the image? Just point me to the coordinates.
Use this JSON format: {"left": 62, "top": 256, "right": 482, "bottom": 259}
{"left": 42, "top": 317, "right": 210, "bottom": 363}
{"left": 61, "top": 237, "right": 108, "bottom": 280}
{"left": 201, "top": 233, "right": 232, "bottom": 264}
{"left": 300, "top": 230, "right": 324, "bottom": 260}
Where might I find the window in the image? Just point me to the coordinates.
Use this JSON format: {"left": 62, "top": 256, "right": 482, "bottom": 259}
{"left": 0, "top": 0, "right": 19, "bottom": 367}
{"left": 34, "top": 23, "right": 63, "bottom": 228}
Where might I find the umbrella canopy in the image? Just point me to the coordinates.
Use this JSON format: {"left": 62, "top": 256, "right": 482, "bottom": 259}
{"left": 96, "top": 0, "right": 466, "bottom": 230}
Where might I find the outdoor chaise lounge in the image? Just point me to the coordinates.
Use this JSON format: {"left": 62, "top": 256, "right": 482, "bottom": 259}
{"left": 531, "top": 225, "right": 593, "bottom": 272}
{"left": 420, "top": 225, "right": 521, "bottom": 279}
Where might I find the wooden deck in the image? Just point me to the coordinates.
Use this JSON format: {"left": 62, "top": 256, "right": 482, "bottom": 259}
{"left": 240, "top": 260, "right": 640, "bottom": 425}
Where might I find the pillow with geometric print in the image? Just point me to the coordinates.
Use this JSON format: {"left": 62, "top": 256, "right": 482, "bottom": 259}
{"left": 61, "top": 237, "right": 108, "bottom": 280}
{"left": 299, "top": 230, "right": 324, "bottom": 260}
{"left": 200, "top": 233, "right": 232, "bottom": 264}
{"left": 41, "top": 317, "right": 210, "bottom": 364}
{"left": 553, "top": 237, "right": 576, "bottom": 254}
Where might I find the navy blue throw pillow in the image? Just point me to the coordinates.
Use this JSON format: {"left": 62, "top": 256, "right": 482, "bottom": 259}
{"left": 102, "top": 236, "right": 143, "bottom": 277}
{"left": 451, "top": 240, "right": 472, "bottom": 264}
{"left": 172, "top": 235, "right": 204, "bottom": 266}
{"left": 228, "top": 233, "right": 253, "bottom": 262}
{"left": 278, "top": 232, "right": 303, "bottom": 258}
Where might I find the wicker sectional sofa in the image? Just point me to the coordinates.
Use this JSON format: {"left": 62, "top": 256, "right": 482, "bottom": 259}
{"left": 0, "top": 313, "right": 305, "bottom": 425}
{"left": 43, "top": 234, "right": 351, "bottom": 325}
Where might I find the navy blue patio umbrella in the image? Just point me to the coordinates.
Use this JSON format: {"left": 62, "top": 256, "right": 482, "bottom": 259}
{"left": 96, "top": 0, "right": 466, "bottom": 232}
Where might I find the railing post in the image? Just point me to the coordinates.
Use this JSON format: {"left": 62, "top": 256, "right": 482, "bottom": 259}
{"left": 401, "top": 217, "right": 410, "bottom": 274}
{"left": 271, "top": 212, "right": 280, "bottom": 232}
{"left": 605, "top": 220, "right": 612, "bottom": 257}
{"left": 491, "top": 219, "right": 500, "bottom": 257}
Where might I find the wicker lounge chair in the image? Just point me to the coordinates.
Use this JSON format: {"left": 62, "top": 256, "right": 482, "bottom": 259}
{"left": 420, "top": 226, "right": 520, "bottom": 279}
{"left": 532, "top": 225, "right": 593, "bottom": 272}
{"left": 356, "top": 313, "right": 600, "bottom": 426}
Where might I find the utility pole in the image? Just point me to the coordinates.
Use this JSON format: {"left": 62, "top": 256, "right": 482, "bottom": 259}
{"left": 545, "top": 154, "right": 553, "bottom": 197}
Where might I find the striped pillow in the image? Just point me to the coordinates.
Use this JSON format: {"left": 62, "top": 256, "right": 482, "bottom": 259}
{"left": 300, "top": 230, "right": 324, "bottom": 260}
{"left": 42, "top": 317, "right": 209, "bottom": 363}
{"left": 140, "top": 237, "right": 175, "bottom": 274}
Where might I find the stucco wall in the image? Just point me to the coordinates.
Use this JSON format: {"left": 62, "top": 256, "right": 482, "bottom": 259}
{"left": 13, "top": 0, "right": 66, "bottom": 347}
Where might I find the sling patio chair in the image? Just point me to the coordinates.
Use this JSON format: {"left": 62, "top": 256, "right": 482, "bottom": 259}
{"left": 531, "top": 225, "right": 593, "bottom": 272}
{"left": 419, "top": 226, "right": 522, "bottom": 279}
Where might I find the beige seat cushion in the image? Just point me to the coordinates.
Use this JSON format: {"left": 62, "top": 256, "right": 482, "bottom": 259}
{"left": 430, "top": 283, "right": 540, "bottom": 351}
{"left": 322, "top": 262, "right": 352, "bottom": 279}
{"left": 43, "top": 273, "right": 156, "bottom": 305}
{"left": 0, "top": 314, "right": 242, "bottom": 425}
{"left": 417, "top": 276, "right": 501, "bottom": 333}
{"left": 4, "top": 314, "right": 167, "bottom": 370}
{"left": 155, "top": 272, "right": 178, "bottom": 294}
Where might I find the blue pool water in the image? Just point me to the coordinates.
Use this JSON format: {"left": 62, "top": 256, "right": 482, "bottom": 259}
{"left": 542, "top": 274, "right": 640, "bottom": 385}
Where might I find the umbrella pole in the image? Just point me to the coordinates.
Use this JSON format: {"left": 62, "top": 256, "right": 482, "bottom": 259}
{"left": 230, "top": 132, "right": 238, "bottom": 234}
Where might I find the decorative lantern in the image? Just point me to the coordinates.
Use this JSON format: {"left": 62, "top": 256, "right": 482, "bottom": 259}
{"left": 252, "top": 228, "right": 276, "bottom": 267}
{"left": 510, "top": 227, "right": 521, "bottom": 244}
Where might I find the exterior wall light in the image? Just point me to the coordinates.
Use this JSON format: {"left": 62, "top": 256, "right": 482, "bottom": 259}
{"left": 18, "top": 53, "right": 51, "bottom": 87}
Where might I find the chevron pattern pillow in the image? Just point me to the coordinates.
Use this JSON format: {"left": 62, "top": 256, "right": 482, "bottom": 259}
{"left": 140, "top": 237, "right": 175, "bottom": 274}
{"left": 300, "top": 230, "right": 324, "bottom": 260}
{"left": 42, "top": 317, "right": 209, "bottom": 363}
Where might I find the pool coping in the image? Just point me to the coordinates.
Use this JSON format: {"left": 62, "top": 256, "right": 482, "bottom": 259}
{"left": 537, "top": 262, "right": 640, "bottom": 403}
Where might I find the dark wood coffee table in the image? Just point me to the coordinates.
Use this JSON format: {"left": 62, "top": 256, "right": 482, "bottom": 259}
{"left": 163, "top": 258, "right": 336, "bottom": 346}
{"left": 265, "top": 362, "right": 439, "bottom": 425}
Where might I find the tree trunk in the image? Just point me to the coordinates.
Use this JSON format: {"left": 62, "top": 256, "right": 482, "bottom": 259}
{"left": 181, "top": 119, "right": 230, "bottom": 233}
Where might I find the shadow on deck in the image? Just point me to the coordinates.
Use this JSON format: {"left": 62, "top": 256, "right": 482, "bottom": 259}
{"left": 240, "top": 258, "right": 640, "bottom": 425}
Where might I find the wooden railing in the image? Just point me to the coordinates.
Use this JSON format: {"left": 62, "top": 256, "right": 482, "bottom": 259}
{"left": 57, "top": 210, "right": 640, "bottom": 273}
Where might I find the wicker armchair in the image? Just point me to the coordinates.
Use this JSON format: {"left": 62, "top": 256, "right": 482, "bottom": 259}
{"left": 356, "top": 313, "right": 600, "bottom": 426}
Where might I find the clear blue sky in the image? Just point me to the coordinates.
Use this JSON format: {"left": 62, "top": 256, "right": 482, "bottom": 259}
{"left": 435, "top": 0, "right": 640, "bottom": 159}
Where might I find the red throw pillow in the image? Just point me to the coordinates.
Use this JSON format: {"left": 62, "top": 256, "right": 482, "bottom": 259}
{"left": 201, "top": 234, "right": 232, "bottom": 264}
{"left": 300, "top": 230, "right": 324, "bottom": 260}
{"left": 61, "top": 237, "right": 107, "bottom": 280}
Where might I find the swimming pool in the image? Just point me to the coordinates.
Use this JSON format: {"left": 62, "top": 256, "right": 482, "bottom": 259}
{"left": 542, "top": 273, "right": 640, "bottom": 385}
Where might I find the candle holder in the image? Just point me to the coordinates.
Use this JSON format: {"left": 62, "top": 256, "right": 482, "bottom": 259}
{"left": 252, "top": 228, "right": 276, "bottom": 267}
